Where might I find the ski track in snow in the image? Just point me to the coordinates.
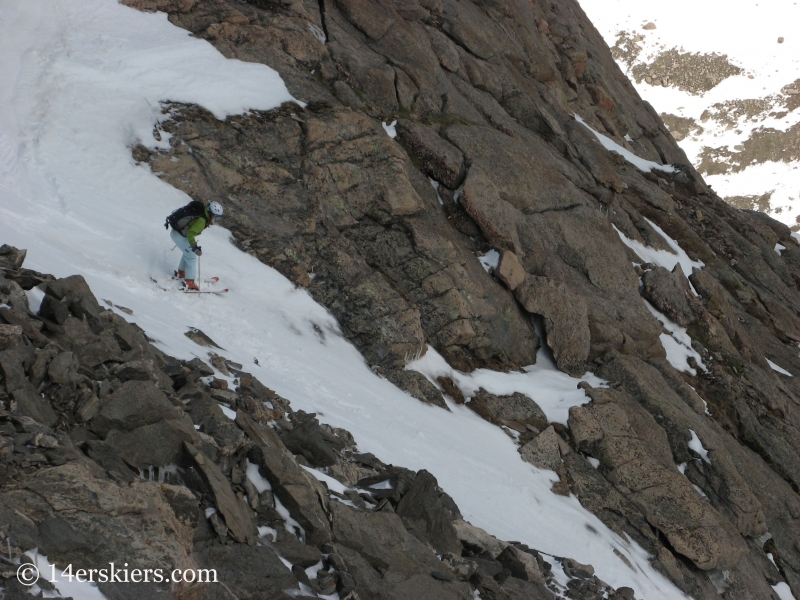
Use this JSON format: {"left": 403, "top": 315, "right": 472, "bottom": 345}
{"left": 0, "top": 1, "right": 688, "bottom": 597}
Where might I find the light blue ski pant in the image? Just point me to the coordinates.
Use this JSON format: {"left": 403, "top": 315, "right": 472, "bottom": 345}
{"left": 170, "top": 228, "right": 198, "bottom": 280}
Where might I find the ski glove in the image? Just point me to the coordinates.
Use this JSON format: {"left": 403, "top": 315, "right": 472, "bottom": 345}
{"left": 192, "top": 245, "right": 202, "bottom": 256}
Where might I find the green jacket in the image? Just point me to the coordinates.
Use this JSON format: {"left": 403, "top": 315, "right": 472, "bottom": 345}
{"left": 185, "top": 210, "right": 210, "bottom": 245}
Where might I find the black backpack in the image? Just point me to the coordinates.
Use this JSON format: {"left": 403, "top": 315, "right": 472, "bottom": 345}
{"left": 164, "top": 200, "right": 206, "bottom": 231}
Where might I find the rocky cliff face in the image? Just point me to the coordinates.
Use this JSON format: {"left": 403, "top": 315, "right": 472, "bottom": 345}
{"left": 0, "top": 253, "right": 626, "bottom": 600}
{"left": 4, "top": 0, "right": 800, "bottom": 598}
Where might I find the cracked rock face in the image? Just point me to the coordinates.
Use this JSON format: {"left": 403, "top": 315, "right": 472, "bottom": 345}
{"left": 44, "top": 0, "right": 800, "bottom": 597}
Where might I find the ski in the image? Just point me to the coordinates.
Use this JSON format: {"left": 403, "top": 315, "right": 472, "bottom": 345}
{"left": 155, "top": 277, "right": 228, "bottom": 294}
{"left": 182, "top": 288, "right": 229, "bottom": 295}
{"left": 178, "top": 281, "right": 227, "bottom": 294}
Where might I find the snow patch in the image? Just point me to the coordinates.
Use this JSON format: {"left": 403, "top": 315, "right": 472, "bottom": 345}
{"left": 478, "top": 249, "right": 500, "bottom": 272}
{"left": 301, "top": 464, "right": 349, "bottom": 495}
{"left": 246, "top": 458, "right": 272, "bottom": 493}
{"left": 575, "top": 114, "right": 677, "bottom": 173}
{"left": 369, "top": 479, "right": 394, "bottom": 490}
{"left": 258, "top": 525, "right": 278, "bottom": 541}
{"left": 407, "top": 344, "right": 607, "bottom": 426}
{"left": 614, "top": 220, "right": 703, "bottom": 295}
{"left": 218, "top": 403, "right": 237, "bottom": 419}
{"left": 767, "top": 553, "right": 778, "bottom": 568}
{"left": 430, "top": 178, "right": 445, "bottom": 205}
{"left": 767, "top": 359, "right": 793, "bottom": 377}
{"left": 24, "top": 285, "right": 45, "bottom": 313}
{"left": 25, "top": 550, "right": 109, "bottom": 600}
{"left": 382, "top": 120, "right": 397, "bottom": 138}
{"left": 248, "top": 459, "right": 305, "bottom": 539}
{"left": 775, "top": 243, "right": 786, "bottom": 255}
{"left": 645, "top": 300, "right": 707, "bottom": 375}
{"left": 772, "top": 582, "right": 798, "bottom": 600}
{"left": 688, "top": 429, "right": 711, "bottom": 464}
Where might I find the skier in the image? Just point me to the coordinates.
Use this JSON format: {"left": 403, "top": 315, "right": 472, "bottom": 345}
{"left": 165, "top": 199, "right": 224, "bottom": 290}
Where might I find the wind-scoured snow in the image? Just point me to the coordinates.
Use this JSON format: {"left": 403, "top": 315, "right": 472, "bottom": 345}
{"left": 0, "top": 1, "right": 688, "bottom": 597}
{"left": 575, "top": 114, "right": 677, "bottom": 173}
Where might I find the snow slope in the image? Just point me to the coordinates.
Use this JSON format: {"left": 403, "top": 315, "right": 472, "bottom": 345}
{"left": 579, "top": 0, "right": 800, "bottom": 227}
{"left": 0, "top": 1, "right": 687, "bottom": 597}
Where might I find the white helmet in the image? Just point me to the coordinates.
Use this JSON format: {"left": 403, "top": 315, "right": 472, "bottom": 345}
{"left": 208, "top": 201, "right": 224, "bottom": 218}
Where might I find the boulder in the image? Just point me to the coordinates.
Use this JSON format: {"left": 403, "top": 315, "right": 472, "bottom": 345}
{"left": 384, "top": 369, "right": 448, "bottom": 409}
{"left": 0, "top": 307, "right": 49, "bottom": 346}
{"left": 519, "top": 426, "right": 564, "bottom": 472}
{"left": 0, "top": 345, "right": 35, "bottom": 392}
{"left": 45, "top": 275, "right": 99, "bottom": 306}
{"left": 38, "top": 294, "right": 69, "bottom": 325}
{"left": 493, "top": 576, "right": 554, "bottom": 599}
{"left": 75, "top": 335, "right": 123, "bottom": 368}
{"left": 194, "top": 542, "right": 298, "bottom": 600}
{"left": 0, "top": 324, "right": 22, "bottom": 351}
{"left": 0, "top": 245, "right": 27, "bottom": 270}
{"left": 330, "top": 501, "right": 441, "bottom": 573}
{"left": 185, "top": 442, "right": 257, "bottom": 544}
{"left": 47, "top": 351, "right": 81, "bottom": 386}
{"left": 495, "top": 250, "right": 526, "bottom": 290}
{"left": 396, "top": 470, "right": 462, "bottom": 555}
{"left": 14, "top": 461, "right": 202, "bottom": 600}
{"left": 272, "top": 531, "right": 323, "bottom": 568}
{"left": 496, "top": 545, "right": 546, "bottom": 584}
{"left": 515, "top": 275, "right": 591, "bottom": 373}
{"left": 395, "top": 119, "right": 465, "bottom": 188}
{"left": 90, "top": 380, "right": 182, "bottom": 438}
{"left": 458, "top": 165, "right": 525, "bottom": 256}
{"left": 279, "top": 413, "right": 338, "bottom": 467}
{"left": 470, "top": 389, "right": 547, "bottom": 424}
{"left": 28, "top": 345, "right": 59, "bottom": 387}
{"left": 452, "top": 519, "right": 508, "bottom": 559}
{"left": 104, "top": 415, "right": 201, "bottom": 469}
{"left": 641, "top": 265, "right": 694, "bottom": 326}
{"left": 199, "top": 416, "right": 246, "bottom": 452}
{"left": 82, "top": 440, "right": 138, "bottom": 483}
{"left": 11, "top": 386, "right": 58, "bottom": 427}
{"left": 185, "top": 393, "right": 228, "bottom": 424}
